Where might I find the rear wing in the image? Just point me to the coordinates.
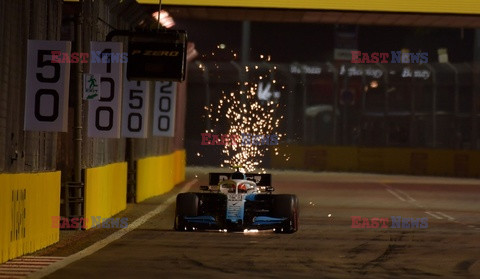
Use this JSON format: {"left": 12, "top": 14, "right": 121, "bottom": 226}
{"left": 209, "top": 173, "right": 272, "bottom": 186}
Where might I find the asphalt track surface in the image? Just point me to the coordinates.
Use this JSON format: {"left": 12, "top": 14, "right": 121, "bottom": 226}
{"left": 43, "top": 167, "right": 480, "bottom": 278}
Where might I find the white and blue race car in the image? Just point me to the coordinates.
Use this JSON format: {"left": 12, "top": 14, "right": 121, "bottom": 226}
{"left": 174, "top": 169, "right": 299, "bottom": 233}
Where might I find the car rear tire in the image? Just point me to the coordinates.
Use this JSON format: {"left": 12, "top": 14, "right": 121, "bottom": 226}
{"left": 174, "top": 193, "right": 199, "bottom": 231}
{"left": 272, "top": 194, "right": 299, "bottom": 233}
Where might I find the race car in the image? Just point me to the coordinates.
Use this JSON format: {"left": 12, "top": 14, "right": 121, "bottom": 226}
{"left": 174, "top": 169, "right": 299, "bottom": 233}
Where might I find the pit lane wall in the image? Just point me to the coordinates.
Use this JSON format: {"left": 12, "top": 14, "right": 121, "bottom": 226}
{"left": 0, "top": 172, "right": 61, "bottom": 264}
{"left": 84, "top": 162, "right": 128, "bottom": 230}
{"left": 0, "top": 151, "right": 186, "bottom": 261}
{"left": 272, "top": 145, "right": 480, "bottom": 177}
{"left": 136, "top": 149, "right": 186, "bottom": 203}
{"left": 82, "top": 149, "right": 186, "bottom": 229}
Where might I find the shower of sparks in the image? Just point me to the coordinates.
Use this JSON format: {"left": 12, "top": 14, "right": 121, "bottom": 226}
{"left": 204, "top": 53, "right": 286, "bottom": 172}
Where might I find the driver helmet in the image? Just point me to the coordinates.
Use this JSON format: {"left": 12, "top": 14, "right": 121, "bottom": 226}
{"left": 231, "top": 170, "right": 246, "bottom": 180}
{"left": 238, "top": 183, "right": 247, "bottom": 193}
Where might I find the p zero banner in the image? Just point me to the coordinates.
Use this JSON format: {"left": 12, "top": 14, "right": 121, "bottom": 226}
{"left": 152, "top": 81, "right": 176, "bottom": 137}
{"left": 88, "top": 42, "right": 123, "bottom": 138}
{"left": 24, "top": 40, "right": 71, "bottom": 132}
{"left": 127, "top": 30, "right": 187, "bottom": 81}
{"left": 121, "top": 74, "right": 151, "bottom": 138}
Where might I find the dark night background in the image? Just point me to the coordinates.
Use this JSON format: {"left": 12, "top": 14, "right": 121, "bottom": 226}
{"left": 174, "top": 19, "right": 474, "bottom": 63}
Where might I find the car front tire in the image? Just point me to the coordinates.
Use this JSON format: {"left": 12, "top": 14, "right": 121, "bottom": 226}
{"left": 272, "top": 194, "right": 299, "bottom": 233}
{"left": 174, "top": 193, "right": 199, "bottom": 231}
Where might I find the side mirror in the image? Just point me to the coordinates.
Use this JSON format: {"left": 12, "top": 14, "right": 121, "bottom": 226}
{"left": 200, "top": 185, "right": 209, "bottom": 191}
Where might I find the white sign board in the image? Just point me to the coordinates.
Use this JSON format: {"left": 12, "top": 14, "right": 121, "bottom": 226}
{"left": 121, "top": 75, "right": 150, "bottom": 138}
{"left": 88, "top": 42, "right": 123, "bottom": 138}
{"left": 24, "top": 40, "right": 71, "bottom": 132}
{"left": 152, "top": 81, "right": 176, "bottom": 137}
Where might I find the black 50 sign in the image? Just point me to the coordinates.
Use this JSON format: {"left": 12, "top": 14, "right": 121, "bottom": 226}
{"left": 153, "top": 81, "right": 176, "bottom": 137}
{"left": 24, "top": 40, "right": 71, "bottom": 132}
{"left": 88, "top": 42, "right": 123, "bottom": 138}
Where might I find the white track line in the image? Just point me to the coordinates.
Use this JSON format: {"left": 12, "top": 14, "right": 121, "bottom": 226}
{"left": 396, "top": 189, "right": 416, "bottom": 202}
{"left": 425, "top": 211, "right": 443, "bottom": 220}
{"left": 28, "top": 179, "right": 197, "bottom": 279}
{"left": 412, "top": 203, "right": 425, "bottom": 209}
{"left": 383, "top": 183, "right": 417, "bottom": 203}
{"left": 385, "top": 188, "right": 406, "bottom": 202}
{"left": 383, "top": 184, "right": 464, "bottom": 226}
{"left": 435, "top": 212, "right": 455, "bottom": 221}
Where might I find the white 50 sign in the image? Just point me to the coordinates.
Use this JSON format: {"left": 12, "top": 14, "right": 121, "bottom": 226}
{"left": 88, "top": 42, "right": 123, "bottom": 138}
{"left": 24, "top": 40, "right": 71, "bottom": 132}
{"left": 153, "top": 81, "right": 176, "bottom": 137}
{"left": 121, "top": 76, "right": 150, "bottom": 138}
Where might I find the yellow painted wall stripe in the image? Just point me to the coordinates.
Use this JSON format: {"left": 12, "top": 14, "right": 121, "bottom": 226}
{"left": 0, "top": 171, "right": 61, "bottom": 264}
{"left": 173, "top": 149, "right": 186, "bottom": 185}
{"left": 140, "top": 0, "right": 480, "bottom": 15}
{"left": 136, "top": 153, "right": 174, "bottom": 203}
{"left": 84, "top": 162, "right": 127, "bottom": 229}
{"left": 136, "top": 149, "right": 186, "bottom": 203}
{"left": 272, "top": 145, "right": 480, "bottom": 177}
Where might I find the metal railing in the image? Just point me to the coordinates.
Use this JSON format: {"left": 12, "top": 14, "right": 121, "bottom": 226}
{"left": 185, "top": 61, "right": 480, "bottom": 157}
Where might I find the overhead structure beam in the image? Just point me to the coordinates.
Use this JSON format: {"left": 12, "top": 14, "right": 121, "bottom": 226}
{"left": 134, "top": 0, "right": 480, "bottom": 15}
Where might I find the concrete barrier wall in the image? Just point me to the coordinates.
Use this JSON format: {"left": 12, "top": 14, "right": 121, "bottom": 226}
{"left": 84, "top": 162, "right": 128, "bottom": 229}
{"left": 136, "top": 149, "right": 186, "bottom": 203}
{"left": 0, "top": 172, "right": 61, "bottom": 264}
{"left": 272, "top": 145, "right": 480, "bottom": 178}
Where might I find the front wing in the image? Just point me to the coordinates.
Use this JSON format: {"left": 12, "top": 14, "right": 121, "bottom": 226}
{"left": 180, "top": 193, "right": 288, "bottom": 231}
